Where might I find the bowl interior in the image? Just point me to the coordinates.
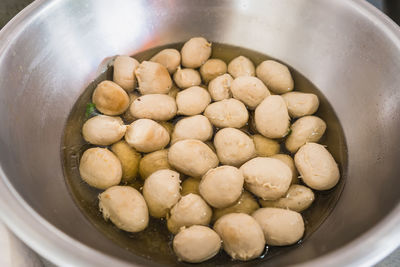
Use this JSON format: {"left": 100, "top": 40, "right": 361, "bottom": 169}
{"left": 62, "top": 42, "right": 348, "bottom": 265}
{"left": 0, "top": 0, "right": 400, "bottom": 266}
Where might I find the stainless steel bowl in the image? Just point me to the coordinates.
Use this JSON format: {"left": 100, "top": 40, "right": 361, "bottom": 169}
{"left": 0, "top": 0, "right": 400, "bottom": 266}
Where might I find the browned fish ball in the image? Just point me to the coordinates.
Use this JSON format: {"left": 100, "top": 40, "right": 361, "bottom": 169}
{"left": 92, "top": 80, "right": 130, "bottom": 115}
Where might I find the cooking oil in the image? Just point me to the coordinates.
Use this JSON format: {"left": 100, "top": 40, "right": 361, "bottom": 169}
{"left": 62, "top": 43, "right": 347, "bottom": 265}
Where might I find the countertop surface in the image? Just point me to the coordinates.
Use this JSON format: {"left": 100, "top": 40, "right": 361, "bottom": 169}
{"left": 0, "top": 0, "right": 399, "bottom": 266}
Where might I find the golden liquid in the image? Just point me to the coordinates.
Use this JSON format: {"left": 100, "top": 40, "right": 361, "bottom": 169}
{"left": 62, "top": 43, "right": 348, "bottom": 265}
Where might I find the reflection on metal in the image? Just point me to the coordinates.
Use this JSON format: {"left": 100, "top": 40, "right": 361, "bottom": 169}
{"left": 0, "top": 0, "right": 399, "bottom": 267}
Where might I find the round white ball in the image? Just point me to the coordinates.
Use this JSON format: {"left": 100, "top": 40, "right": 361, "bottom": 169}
{"left": 167, "top": 193, "right": 212, "bottom": 234}
{"left": 82, "top": 115, "right": 126, "bottom": 146}
{"left": 227, "top": 56, "right": 255, "bottom": 78}
{"left": 240, "top": 157, "right": 292, "bottom": 200}
{"left": 125, "top": 119, "right": 170, "bottom": 153}
{"left": 294, "top": 142, "right": 340, "bottom": 190}
{"left": 173, "top": 68, "right": 201, "bottom": 89}
{"left": 135, "top": 61, "right": 172, "bottom": 94}
{"left": 181, "top": 37, "right": 212, "bottom": 68}
{"left": 172, "top": 115, "right": 213, "bottom": 144}
{"left": 99, "top": 186, "right": 149, "bottom": 232}
{"left": 252, "top": 134, "right": 280, "bottom": 157}
{"left": 204, "top": 98, "right": 249, "bottom": 128}
{"left": 92, "top": 80, "right": 130, "bottom": 116}
{"left": 150, "top": 48, "right": 181, "bottom": 74}
{"left": 143, "top": 169, "right": 181, "bottom": 218}
{"left": 214, "top": 128, "right": 255, "bottom": 166}
{"left": 176, "top": 86, "right": 211, "bottom": 115}
{"left": 259, "top": 184, "right": 315, "bottom": 212}
{"left": 282, "top": 92, "right": 319, "bottom": 118}
{"left": 200, "top": 58, "right": 227, "bottom": 84}
{"left": 256, "top": 60, "right": 294, "bottom": 94}
{"left": 168, "top": 139, "right": 219, "bottom": 177}
{"left": 113, "top": 55, "right": 140, "bottom": 92}
{"left": 79, "top": 148, "right": 122, "bottom": 190}
{"left": 231, "top": 76, "right": 270, "bottom": 109}
{"left": 199, "top": 166, "right": 244, "bottom": 208}
{"left": 285, "top": 116, "right": 326, "bottom": 153}
{"left": 173, "top": 225, "right": 221, "bottom": 263}
{"left": 208, "top": 73, "right": 233, "bottom": 101}
{"left": 214, "top": 213, "right": 265, "bottom": 261}
{"left": 255, "top": 95, "right": 290, "bottom": 139}
{"left": 252, "top": 208, "right": 304, "bottom": 246}
{"left": 130, "top": 94, "right": 177, "bottom": 121}
{"left": 138, "top": 149, "right": 171, "bottom": 179}
{"left": 110, "top": 140, "right": 141, "bottom": 182}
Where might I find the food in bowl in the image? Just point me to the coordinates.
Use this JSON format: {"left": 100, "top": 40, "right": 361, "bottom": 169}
{"left": 63, "top": 37, "right": 344, "bottom": 263}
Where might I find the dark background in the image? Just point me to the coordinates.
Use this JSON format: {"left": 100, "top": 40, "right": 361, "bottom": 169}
{"left": 0, "top": 0, "right": 33, "bottom": 28}
{"left": 0, "top": 0, "right": 399, "bottom": 266}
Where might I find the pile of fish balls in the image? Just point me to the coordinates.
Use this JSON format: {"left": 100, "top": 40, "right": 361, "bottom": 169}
{"left": 78, "top": 37, "right": 340, "bottom": 263}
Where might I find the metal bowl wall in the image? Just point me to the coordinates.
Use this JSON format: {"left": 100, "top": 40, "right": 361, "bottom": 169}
{"left": 0, "top": 0, "right": 399, "bottom": 266}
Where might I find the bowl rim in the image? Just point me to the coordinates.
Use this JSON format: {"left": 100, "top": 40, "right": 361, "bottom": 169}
{"left": 0, "top": 0, "right": 399, "bottom": 266}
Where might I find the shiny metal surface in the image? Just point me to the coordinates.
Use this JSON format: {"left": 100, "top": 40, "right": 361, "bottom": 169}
{"left": 0, "top": 0, "right": 399, "bottom": 266}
